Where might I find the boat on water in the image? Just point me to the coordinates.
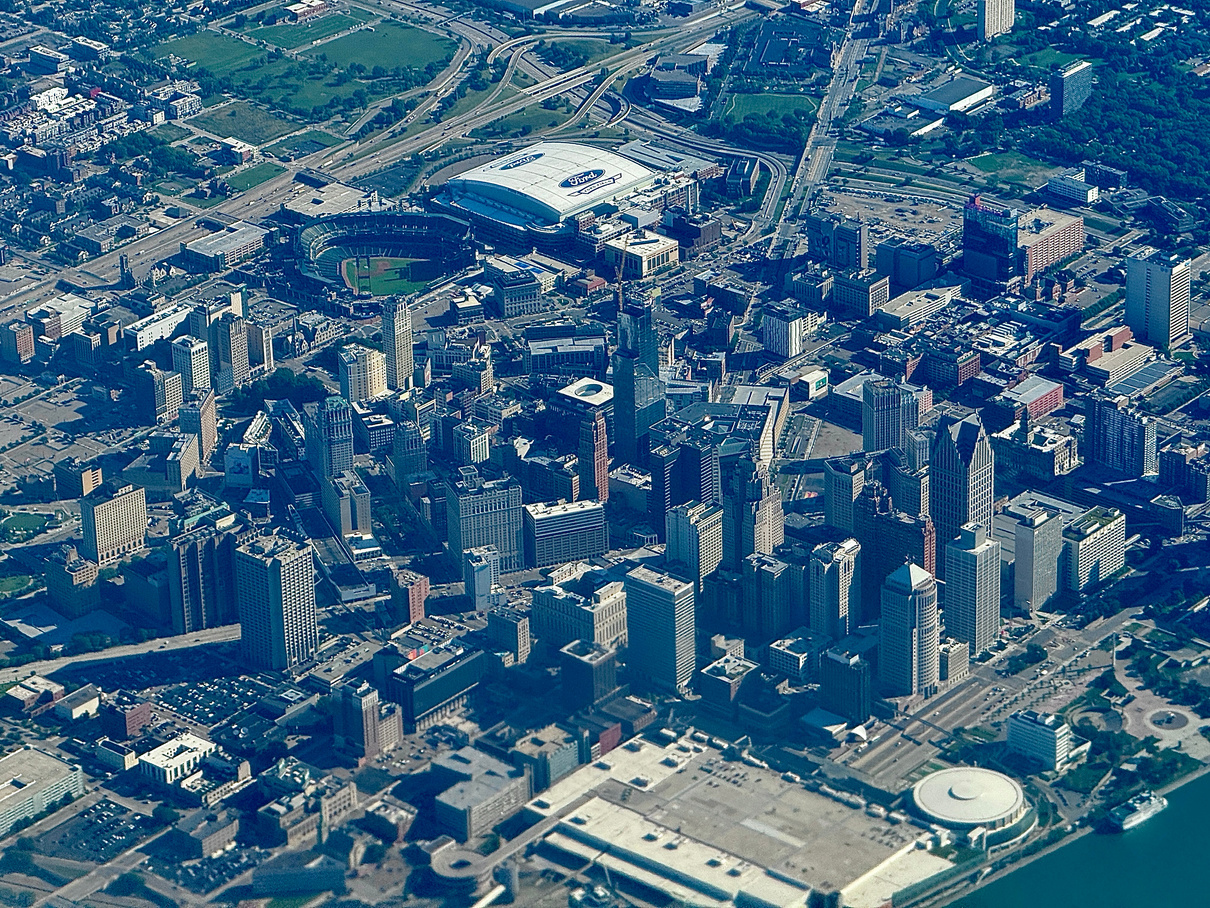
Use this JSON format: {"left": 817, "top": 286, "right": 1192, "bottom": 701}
{"left": 1111, "top": 790, "right": 1168, "bottom": 831}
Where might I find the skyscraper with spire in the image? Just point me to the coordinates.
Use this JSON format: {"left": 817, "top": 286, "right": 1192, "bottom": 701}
{"left": 930, "top": 413, "right": 994, "bottom": 567}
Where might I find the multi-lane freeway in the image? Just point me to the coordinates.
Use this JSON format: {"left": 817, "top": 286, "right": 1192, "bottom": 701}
{"left": 3, "top": 6, "right": 764, "bottom": 315}
{"left": 768, "top": 0, "right": 870, "bottom": 273}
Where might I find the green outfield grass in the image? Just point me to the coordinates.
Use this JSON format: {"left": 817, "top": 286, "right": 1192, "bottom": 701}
{"left": 342, "top": 257, "right": 429, "bottom": 296}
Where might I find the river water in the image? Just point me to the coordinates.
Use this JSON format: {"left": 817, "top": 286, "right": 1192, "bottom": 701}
{"left": 951, "top": 771, "right": 1210, "bottom": 908}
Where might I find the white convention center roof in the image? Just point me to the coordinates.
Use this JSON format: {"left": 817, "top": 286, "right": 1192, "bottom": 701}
{"left": 912, "top": 767, "right": 1025, "bottom": 829}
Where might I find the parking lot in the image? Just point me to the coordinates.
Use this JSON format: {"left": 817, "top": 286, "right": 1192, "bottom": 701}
{"left": 154, "top": 677, "right": 274, "bottom": 728}
{"left": 36, "top": 800, "right": 157, "bottom": 863}
{"left": 145, "top": 843, "right": 269, "bottom": 894}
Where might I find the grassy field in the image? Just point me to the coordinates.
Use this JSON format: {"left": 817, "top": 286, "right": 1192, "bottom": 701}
{"left": 227, "top": 161, "right": 287, "bottom": 191}
{"left": 154, "top": 32, "right": 260, "bottom": 76}
{"left": 470, "top": 105, "right": 563, "bottom": 139}
{"left": 968, "top": 151, "right": 1060, "bottom": 184}
{"left": 1020, "top": 47, "right": 1081, "bottom": 70}
{"left": 557, "top": 38, "right": 618, "bottom": 65}
{"left": 150, "top": 123, "right": 191, "bottom": 142}
{"left": 266, "top": 129, "right": 341, "bottom": 158}
{"left": 265, "top": 895, "right": 320, "bottom": 908}
{"left": 248, "top": 13, "right": 360, "bottom": 49}
{"left": 1, "top": 512, "right": 46, "bottom": 544}
{"left": 0, "top": 575, "right": 32, "bottom": 594}
{"left": 156, "top": 24, "right": 455, "bottom": 123}
{"left": 342, "top": 257, "right": 428, "bottom": 295}
{"left": 190, "top": 101, "right": 297, "bottom": 144}
{"left": 302, "top": 22, "right": 454, "bottom": 69}
{"left": 722, "top": 92, "right": 819, "bottom": 120}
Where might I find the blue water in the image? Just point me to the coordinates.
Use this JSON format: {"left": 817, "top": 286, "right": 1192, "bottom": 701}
{"left": 951, "top": 771, "right": 1210, "bottom": 908}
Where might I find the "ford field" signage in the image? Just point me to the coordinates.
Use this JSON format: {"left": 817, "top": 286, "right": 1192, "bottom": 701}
{"left": 560, "top": 169, "right": 605, "bottom": 188}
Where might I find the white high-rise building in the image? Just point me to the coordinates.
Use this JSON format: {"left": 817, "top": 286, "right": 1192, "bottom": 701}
{"left": 809, "top": 538, "right": 860, "bottom": 640}
{"left": 523, "top": 500, "right": 608, "bottom": 568}
{"left": 665, "top": 500, "right": 724, "bottom": 595}
{"left": 624, "top": 566, "right": 695, "bottom": 693}
{"left": 171, "top": 336, "right": 210, "bottom": 394}
{"left": 215, "top": 313, "right": 249, "bottom": 390}
{"left": 977, "top": 0, "right": 1015, "bottom": 39}
{"left": 1126, "top": 251, "right": 1191, "bottom": 352}
{"left": 81, "top": 483, "right": 147, "bottom": 565}
{"left": 1063, "top": 506, "right": 1126, "bottom": 593}
{"left": 880, "top": 562, "right": 939, "bottom": 698}
{"left": 1007, "top": 710, "right": 1072, "bottom": 771}
{"left": 382, "top": 297, "right": 414, "bottom": 391}
{"left": 944, "top": 523, "right": 1001, "bottom": 656}
{"left": 1014, "top": 507, "right": 1062, "bottom": 614}
{"left": 236, "top": 535, "right": 317, "bottom": 671}
{"left": 338, "top": 343, "right": 387, "bottom": 403}
{"left": 446, "top": 468, "right": 524, "bottom": 572}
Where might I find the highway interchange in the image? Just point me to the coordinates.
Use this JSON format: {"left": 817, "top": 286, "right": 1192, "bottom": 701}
{"left": 1, "top": 1, "right": 810, "bottom": 316}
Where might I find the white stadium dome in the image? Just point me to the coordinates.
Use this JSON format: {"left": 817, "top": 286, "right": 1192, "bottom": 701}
{"left": 911, "top": 767, "right": 1026, "bottom": 830}
{"left": 443, "top": 142, "right": 658, "bottom": 226}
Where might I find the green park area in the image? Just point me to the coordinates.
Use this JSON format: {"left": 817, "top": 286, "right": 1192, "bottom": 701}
{"left": 156, "top": 31, "right": 261, "bottom": 73}
{"left": 0, "top": 511, "right": 46, "bottom": 543}
{"left": 0, "top": 574, "right": 33, "bottom": 596}
{"left": 721, "top": 92, "right": 819, "bottom": 120}
{"left": 226, "top": 161, "right": 287, "bottom": 192}
{"left": 248, "top": 13, "right": 362, "bottom": 49}
{"left": 470, "top": 105, "right": 564, "bottom": 140}
{"left": 190, "top": 101, "right": 298, "bottom": 145}
{"left": 301, "top": 22, "right": 455, "bottom": 70}
{"left": 342, "top": 257, "right": 430, "bottom": 296}
{"left": 153, "top": 24, "right": 455, "bottom": 123}
{"left": 968, "top": 151, "right": 1060, "bottom": 185}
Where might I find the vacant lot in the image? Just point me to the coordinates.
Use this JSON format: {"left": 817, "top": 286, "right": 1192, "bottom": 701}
{"left": 266, "top": 129, "right": 342, "bottom": 159}
{"left": 302, "top": 22, "right": 455, "bottom": 70}
{"left": 150, "top": 122, "right": 191, "bottom": 142}
{"left": 191, "top": 101, "right": 297, "bottom": 144}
